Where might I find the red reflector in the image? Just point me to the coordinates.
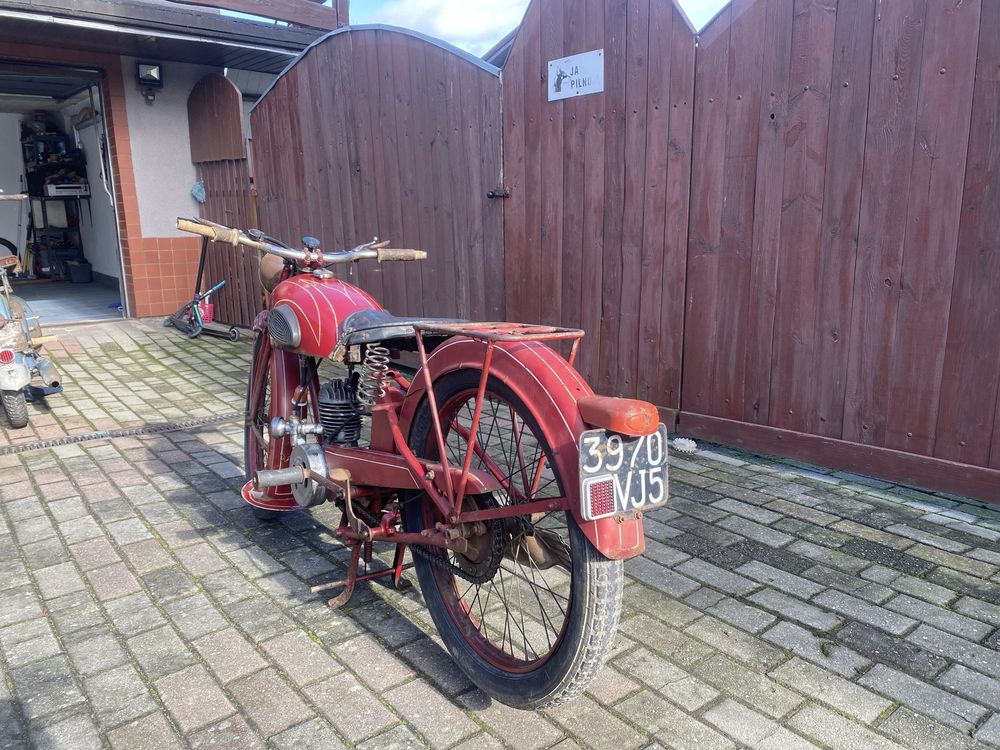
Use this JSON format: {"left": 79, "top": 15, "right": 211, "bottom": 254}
{"left": 589, "top": 478, "right": 615, "bottom": 518}
{"left": 0, "top": 349, "right": 13, "bottom": 365}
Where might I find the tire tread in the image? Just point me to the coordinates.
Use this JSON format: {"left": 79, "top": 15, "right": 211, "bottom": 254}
{"left": 1, "top": 390, "right": 29, "bottom": 429}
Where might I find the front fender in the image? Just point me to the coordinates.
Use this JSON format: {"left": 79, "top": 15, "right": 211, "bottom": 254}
{"left": 398, "top": 336, "right": 646, "bottom": 560}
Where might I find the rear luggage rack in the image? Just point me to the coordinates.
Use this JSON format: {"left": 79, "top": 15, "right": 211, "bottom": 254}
{"left": 414, "top": 321, "right": 584, "bottom": 343}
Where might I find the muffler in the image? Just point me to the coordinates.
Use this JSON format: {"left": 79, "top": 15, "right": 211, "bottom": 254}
{"left": 36, "top": 358, "right": 61, "bottom": 388}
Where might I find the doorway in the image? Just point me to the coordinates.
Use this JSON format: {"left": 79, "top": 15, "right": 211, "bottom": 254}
{"left": 0, "top": 61, "right": 125, "bottom": 324}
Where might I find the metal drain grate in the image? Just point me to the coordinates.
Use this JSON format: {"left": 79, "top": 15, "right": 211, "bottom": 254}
{"left": 0, "top": 412, "right": 245, "bottom": 456}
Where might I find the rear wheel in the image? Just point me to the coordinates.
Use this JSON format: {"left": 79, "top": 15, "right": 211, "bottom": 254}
{"left": 403, "top": 370, "right": 623, "bottom": 709}
{"left": 1, "top": 390, "right": 29, "bottom": 429}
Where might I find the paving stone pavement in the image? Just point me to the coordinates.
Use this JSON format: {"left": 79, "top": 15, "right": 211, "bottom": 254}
{"left": 2, "top": 318, "right": 1000, "bottom": 749}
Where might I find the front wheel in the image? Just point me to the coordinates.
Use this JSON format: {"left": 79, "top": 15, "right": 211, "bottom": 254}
{"left": 403, "top": 370, "right": 623, "bottom": 709}
{"left": 1, "top": 390, "right": 29, "bottom": 429}
{"left": 244, "top": 334, "right": 279, "bottom": 521}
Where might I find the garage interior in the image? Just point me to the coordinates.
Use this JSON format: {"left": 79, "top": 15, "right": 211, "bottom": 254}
{"left": 0, "top": 61, "right": 124, "bottom": 324}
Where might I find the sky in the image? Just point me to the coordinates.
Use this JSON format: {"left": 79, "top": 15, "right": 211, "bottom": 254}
{"left": 349, "top": 0, "right": 730, "bottom": 56}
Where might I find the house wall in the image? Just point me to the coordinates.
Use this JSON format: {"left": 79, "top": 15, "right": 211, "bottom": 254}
{"left": 121, "top": 56, "right": 215, "bottom": 238}
{"left": 0, "top": 113, "right": 28, "bottom": 256}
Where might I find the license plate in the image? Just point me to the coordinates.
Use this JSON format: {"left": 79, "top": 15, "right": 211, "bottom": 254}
{"left": 578, "top": 424, "right": 670, "bottom": 521}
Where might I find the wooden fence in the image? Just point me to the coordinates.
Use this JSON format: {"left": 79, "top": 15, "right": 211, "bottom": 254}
{"left": 249, "top": 27, "right": 505, "bottom": 323}
{"left": 248, "top": 5, "right": 1000, "bottom": 501}
{"left": 187, "top": 73, "right": 259, "bottom": 328}
{"left": 676, "top": 0, "right": 1000, "bottom": 499}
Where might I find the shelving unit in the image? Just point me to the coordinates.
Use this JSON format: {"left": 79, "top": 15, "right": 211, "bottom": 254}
{"left": 19, "top": 127, "right": 90, "bottom": 280}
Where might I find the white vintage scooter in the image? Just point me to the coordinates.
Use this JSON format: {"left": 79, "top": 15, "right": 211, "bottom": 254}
{"left": 0, "top": 194, "right": 61, "bottom": 428}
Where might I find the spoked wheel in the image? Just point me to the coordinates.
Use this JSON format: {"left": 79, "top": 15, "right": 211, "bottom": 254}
{"left": 244, "top": 334, "right": 281, "bottom": 521}
{"left": 403, "top": 370, "right": 623, "bottom": 709}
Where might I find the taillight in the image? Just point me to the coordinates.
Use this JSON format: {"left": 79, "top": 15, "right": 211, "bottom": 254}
{"left": 0, "top": 349, "right": 13, "bottom": 365}
{"left": 586, "top": 477, "right": 615, "bottom": 519}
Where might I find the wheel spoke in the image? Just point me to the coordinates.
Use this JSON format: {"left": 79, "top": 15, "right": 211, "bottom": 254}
{"left": 422, "top": 385, "right": 575, "bottom": 670}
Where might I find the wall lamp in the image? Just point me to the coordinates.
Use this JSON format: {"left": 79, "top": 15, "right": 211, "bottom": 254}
{"left": 136, "top": 62, "right": 163, "bottom": 103}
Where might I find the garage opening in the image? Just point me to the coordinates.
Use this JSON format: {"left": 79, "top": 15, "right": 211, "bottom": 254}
{"left": 0, "top": 61, "right": 125, "bottom": 324}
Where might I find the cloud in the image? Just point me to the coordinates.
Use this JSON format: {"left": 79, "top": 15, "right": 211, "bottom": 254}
{"left": 353, "top": 0, "right": 529, "bottom": 56}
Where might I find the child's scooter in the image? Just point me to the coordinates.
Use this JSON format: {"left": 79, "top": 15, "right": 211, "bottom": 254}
{"left": 164, "top": 235, "right": 241, "bottom": 341}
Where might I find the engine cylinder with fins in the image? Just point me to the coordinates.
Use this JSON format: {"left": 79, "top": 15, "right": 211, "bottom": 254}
{"left": 317, "top": 377, "right": 362, "bottom": 444}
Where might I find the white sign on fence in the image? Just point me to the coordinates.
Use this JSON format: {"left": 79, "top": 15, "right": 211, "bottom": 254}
{"left": 547, "top": 49, "right": 604, "bottom": 102}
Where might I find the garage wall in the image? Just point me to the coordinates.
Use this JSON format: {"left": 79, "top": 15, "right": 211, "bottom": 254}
{"left": 74, "top": 120, "right": 121, "bottom": 282}
{"left": 0, "top": 113, "right": 28, "bottom": 256}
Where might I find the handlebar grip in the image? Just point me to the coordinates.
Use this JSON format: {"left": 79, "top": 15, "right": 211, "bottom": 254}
{"left": 375, "top": 248, "right": 427, "bottom": 262}
{"left": 253, "top": 467, "right": 305, "bottom": 489}
{"left": 176, "top": 218, "right": 242, "bottom": 246}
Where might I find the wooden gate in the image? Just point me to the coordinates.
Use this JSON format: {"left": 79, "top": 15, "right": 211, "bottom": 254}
{"left": 187, "top": 73, "right": 259, "bottom": 327}
{"left": 248, "top": 27, "right": 504, "bottom": 321}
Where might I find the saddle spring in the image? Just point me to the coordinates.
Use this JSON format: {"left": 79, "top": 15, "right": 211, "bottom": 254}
{"left": 356, "top": 344, "right": 390, "bottom": 410}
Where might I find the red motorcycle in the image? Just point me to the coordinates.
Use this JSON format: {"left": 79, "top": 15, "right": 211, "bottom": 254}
{"left": 177, "top": 217, "right": 671, "bottom": 709}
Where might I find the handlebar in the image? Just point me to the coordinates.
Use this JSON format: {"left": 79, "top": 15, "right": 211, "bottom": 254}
{"left": 175, "top": 217, "right": 427, "bottom": 265}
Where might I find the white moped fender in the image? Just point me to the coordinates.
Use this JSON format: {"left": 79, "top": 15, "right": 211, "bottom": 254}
{"left": 0, "top": 361, "right": 31, "bottom": 391}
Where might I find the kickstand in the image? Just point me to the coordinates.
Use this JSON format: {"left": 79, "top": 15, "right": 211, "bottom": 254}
{"left": 391, "top": 542, "right": 412, "bottom": 592}
{"left": 310, "top": 540, "right": 412, "bottom": 608}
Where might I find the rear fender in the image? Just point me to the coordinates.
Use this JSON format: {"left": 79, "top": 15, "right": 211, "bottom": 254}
{"left": 398, "top": 336, "right": 646, "bottom": 560}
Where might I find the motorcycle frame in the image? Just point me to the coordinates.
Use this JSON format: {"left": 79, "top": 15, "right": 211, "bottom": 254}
{"left": 247, "top": 261, "right": 645, "bottom": 564}
{"left": 249, "top": 324, "right": 584, "bottom": 531}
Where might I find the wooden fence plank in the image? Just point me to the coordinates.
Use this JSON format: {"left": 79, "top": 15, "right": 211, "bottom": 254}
{"left": 811, "top": 0, "right": 876, "bottom": 438}
{"left": 615, "top": 0, "right": 650, "bottom": 397}
{"left": 596, "top": 0, "right": 628, "bottom": 396}
{"left": 768, "top": 0, "right": 838, "bottom": 434}
{"left": 557, "top": 3, "right": 586, "bottom": 338}
{"left": 885, "top": 0, "right": 982, "bottom": 456}
{"left": 521, "top": 0, "right": 543, "bottom": 326}
{"left": 502, "top": 7, "right": 529, "bottom": 324}
{"left": 370, "top": 29, "right": 407, "bottom": 316}
{"left": 539, "top": 0, "right": 565, "bottom": 330}
{"left": 842, "top": 0, "right": 928, "bottom": 446}
{"left": 741, "top": 0, "right": 794, "bottom": 425}
{"left": 478, "top": 62, "right": 505, "bottom": 321}
{"left": 681, "top": 8, "right": 731, "bottom": 415}
{"left": 388, "top": 32, "right": 427, "bottom": 316}
{"left": 710, "top": 0, "right": 765, "bottom": 421}
{"left": 637, "top": 0, "right": 672, "bottom": 404}
{"left": 659, "top": 3, "right": 694, "bottom": 411}
{"left": 934, "top": 4, "right": 1000, "bottom": 468}
{"left": 576, "top": 0, "right": 607, "bottom": 385}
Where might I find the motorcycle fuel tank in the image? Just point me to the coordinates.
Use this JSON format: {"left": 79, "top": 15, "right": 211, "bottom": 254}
{"left": 268, "top": 274, "right": 382, "bottom": 358}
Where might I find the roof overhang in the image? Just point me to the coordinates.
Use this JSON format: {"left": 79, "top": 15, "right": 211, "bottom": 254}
{"left": 0, "top": 0, "right": 323, "bottom": 73}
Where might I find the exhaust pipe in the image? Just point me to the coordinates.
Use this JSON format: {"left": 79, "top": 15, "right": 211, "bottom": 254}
{"left": 254, "top": 466, "right": 305, "bottom": 490}
{"left": 36, "top": 358, "right": 60, "bottom": 388}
